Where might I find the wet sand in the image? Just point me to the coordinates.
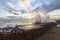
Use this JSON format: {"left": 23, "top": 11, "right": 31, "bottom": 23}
{"left": 0, "top": 23, "right": 58, "bottom": 40}
{"left": 37, "top": 26, "right": 60, "bottom": 40}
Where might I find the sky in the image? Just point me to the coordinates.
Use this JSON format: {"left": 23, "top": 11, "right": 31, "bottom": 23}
{"left": 0, "top": 0, "right": 60, "bottom": 27}
{"left": 0, "top": 0, "right": 60, "bottom": 18}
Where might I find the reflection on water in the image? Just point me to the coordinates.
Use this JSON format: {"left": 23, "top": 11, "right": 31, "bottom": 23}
{"left": 18, "top": 24, "right": 41, "bottom": 30}
{"left": 18, "top": 24, "right": 35, "bottom": 30}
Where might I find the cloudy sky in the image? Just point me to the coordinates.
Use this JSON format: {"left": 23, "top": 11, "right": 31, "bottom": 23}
{"left": 0, "top": 0, "right": 60, "bottom": 18}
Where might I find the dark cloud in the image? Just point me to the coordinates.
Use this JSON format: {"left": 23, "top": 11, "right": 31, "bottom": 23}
{"left": 45, "top": 0, "right": 60, "bottom": 12}
{"left": 34, "top": 0, "right": 60, "bottom": 12}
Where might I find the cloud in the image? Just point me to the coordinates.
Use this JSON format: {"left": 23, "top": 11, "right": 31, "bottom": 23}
{"left": 17, "top": 0, "right": 35, "bottom": 11}
{"left": 6, "top": 1, "right": 14, "bottom": 9}
{"left": 30, "top": 0, "right": 60, "bottom": 12}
